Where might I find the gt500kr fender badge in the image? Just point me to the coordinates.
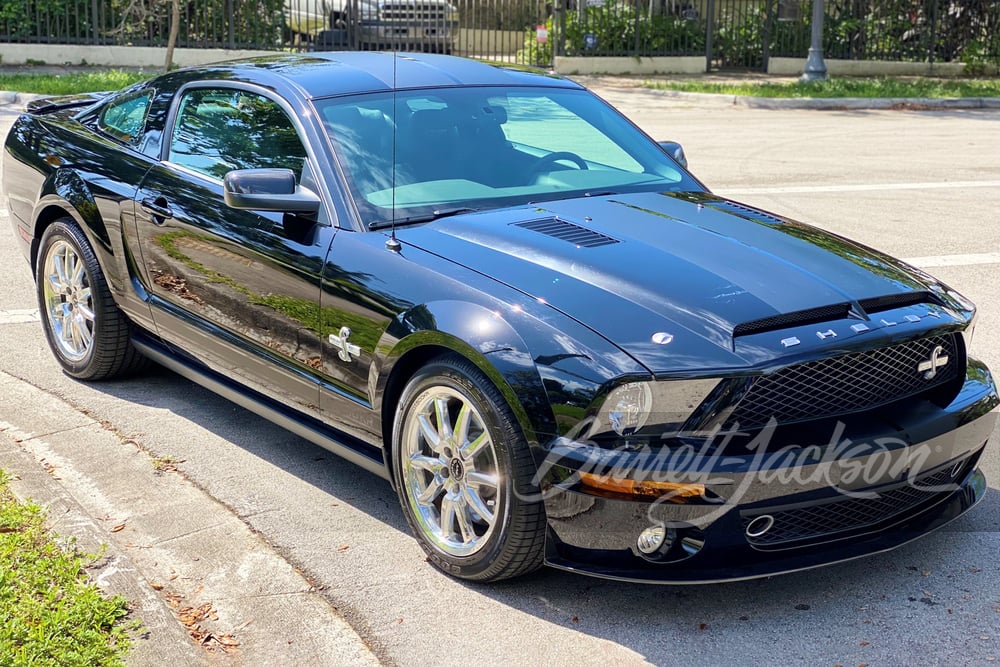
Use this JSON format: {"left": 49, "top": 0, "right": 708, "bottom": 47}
{"left": 918, "top": 345, "right": 949, "bottom": 380}
{"left": 329, "top": 326, "right": 361, "bottom": 363}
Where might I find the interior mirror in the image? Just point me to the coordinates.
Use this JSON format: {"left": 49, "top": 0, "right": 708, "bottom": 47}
{"left": 223, "top": 168, "right": 320, "bottom": 214}
{"left": 658, "top": 141, "right": 688, "bottom": 170}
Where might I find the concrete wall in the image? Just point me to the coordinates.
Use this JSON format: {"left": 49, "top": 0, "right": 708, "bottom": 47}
{"left": 767, "top": 56, "right": 978, "bottom": 77}
{"left": 0, "top": 44, "right": 275, "bottom": 68}
{"left": 2, "top": 43, "right": 989, "bottom": 77}
{"left": 457, "top": 29, "right": 522, "bottom": 56}
{"left": 554, "top": 55, "right": 705, "bottom": 75}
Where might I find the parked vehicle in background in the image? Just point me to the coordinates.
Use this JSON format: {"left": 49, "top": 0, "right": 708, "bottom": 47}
{"left": 285, "top": 0, "right": 459, "bottom": 53}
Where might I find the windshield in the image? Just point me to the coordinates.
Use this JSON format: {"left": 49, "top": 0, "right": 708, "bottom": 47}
{"left": 315, "top": 86, "right": 701, "bottom": 228}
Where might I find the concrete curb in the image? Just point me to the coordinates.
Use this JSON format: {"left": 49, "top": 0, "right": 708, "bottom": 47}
{"left": 0, "top": 91, "right": 45, "bottom": 109}
{"left": 627, "top": 86, "right": 1000, "bottom": 110}
{"left": 0, "top": 370, "right": 380, "bottom": 666}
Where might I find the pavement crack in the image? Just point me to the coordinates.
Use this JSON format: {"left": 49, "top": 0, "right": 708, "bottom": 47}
{"left": 151, "top": 521, "right": 232, "bottom": 546}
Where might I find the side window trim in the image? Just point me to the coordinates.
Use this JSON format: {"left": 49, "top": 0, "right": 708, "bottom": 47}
{"left": 164, "top": 82, "right": 308, "bottom": 174}
{"left": 160, "top": 81, "right": 335, "bottom": 228}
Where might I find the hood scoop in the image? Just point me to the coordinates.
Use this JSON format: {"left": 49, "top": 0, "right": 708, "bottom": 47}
{"left": 512, "top": 217, "right": 620, "bottom": 249}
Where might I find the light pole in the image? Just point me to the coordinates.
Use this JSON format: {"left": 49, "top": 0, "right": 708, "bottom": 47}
{"left": 800, "top": 0, "right": 828, "bottom": 82}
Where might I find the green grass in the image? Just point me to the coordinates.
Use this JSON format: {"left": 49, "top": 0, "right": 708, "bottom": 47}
{"left": 644, "top": 77, "right": 1000, "bottom": 99}
{"left": 0, "top": 70, "right": 151, "bottom": 95}
{"left": 0, "top": 470, "right": 134, "bottom": 666}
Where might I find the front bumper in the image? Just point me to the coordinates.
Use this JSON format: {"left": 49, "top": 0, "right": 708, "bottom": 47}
{"left": 538, "top": 362, "right": 999, "bottom": 583}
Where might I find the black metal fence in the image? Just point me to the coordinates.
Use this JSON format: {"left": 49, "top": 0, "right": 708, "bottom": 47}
{"left": 2, "top": 0, "right": 998, "bottom": 72}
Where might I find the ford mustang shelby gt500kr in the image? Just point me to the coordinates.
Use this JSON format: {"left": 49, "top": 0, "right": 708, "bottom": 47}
{"left": 4, "top": 53, "right": 997, "bottom": 583}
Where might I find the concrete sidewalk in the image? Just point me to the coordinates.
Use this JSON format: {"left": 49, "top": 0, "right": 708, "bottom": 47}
{"left": 571, "top": 73, "right": 1000, "bottom": 110}
{"left": 0, "top": 371, "right": 380, "bottom": 666}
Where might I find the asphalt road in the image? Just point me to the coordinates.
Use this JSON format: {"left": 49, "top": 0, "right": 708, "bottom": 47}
{"left": 1, "top": 89, "right": 999, "bottom": 666}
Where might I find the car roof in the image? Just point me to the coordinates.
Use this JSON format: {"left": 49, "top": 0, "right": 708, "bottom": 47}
{"left": 197, "top": 52, "right": 582, "bottom": 99}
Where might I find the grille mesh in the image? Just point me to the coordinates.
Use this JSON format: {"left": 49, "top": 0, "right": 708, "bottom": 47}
{"left": 742, "top": 464, "right": 963, "bottom": 547}
{"left": 728, "top": 334, "right": 959, "bottom": 429}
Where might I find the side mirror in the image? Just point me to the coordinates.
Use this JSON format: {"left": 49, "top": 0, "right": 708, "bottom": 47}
{"left": 223, "top": 168, "right": 320, "bottom": 214}
{"left": 658, "top": 141, "right": 688, "bottom": 170}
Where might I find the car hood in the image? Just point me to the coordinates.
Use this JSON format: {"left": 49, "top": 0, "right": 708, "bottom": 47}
{"left": 397, "top": 191, "right": 952, "bottom": 374}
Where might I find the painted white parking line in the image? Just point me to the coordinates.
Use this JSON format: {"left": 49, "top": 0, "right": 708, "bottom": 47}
{"left": 0, "top": 309, "right": 40, "bottom": 324}
{"left": 722, "top": 180, "right": 1000, "bottom": 196}
{"left": 902, "top": 252, "right": 1000, "bottom": 268}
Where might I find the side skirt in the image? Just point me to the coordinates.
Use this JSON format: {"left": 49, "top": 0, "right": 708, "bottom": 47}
{"left": 132, "top": 334, "right": 391, "bottom": 481}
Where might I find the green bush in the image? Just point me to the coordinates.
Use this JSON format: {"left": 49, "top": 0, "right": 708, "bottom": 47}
{"left": 515, "top": 5, "right": 705, "bottom": 65}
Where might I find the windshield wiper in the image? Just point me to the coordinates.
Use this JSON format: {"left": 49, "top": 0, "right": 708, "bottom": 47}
{"left": 368, "top": 207, "right": 479, "bottom": 231}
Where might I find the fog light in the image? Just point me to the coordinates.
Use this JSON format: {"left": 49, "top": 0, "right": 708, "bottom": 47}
{"left": 637, "top": 525, "right": 673, "bottom": 554}
{"left": 745, "top": 514, "right": 775, "bottom": 538}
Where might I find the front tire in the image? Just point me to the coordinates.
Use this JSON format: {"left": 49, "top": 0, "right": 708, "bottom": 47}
{"left": 36, "top": 218, "right": 146, "bottom": 380}
{"left": 392, "top": 354, "right": 546, "bottom": 582}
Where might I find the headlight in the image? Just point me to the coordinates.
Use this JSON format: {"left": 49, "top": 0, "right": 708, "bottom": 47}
{"left": 586, "top": 379, "right": 720, "bottom": 444}
{"left": 607, "top": 382, "right": 652, "bottom": 436}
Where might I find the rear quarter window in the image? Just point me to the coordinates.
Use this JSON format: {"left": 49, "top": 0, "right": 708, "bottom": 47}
{"left": 97, "top": 90, "right": 154, "bottom": 145}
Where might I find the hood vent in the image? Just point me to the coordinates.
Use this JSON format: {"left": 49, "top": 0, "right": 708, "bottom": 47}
{"left": 512, "top": 218, "right": 620, "bottom": 248}
{"left": 858, "top": 291, "right": 936, "bottom": 313}
{"left": 733, "top": 302, "right": 851, "bottom": 337}
{"left": 707, "top": 200, "right": 785, "bottom": 226}
{"left": 732, "top": 292, "right": 938, "bottom": 338}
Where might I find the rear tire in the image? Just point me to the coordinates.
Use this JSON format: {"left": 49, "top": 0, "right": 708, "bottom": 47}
{"left": 392, "top": 354, "right": 546, "bottom": 582}
{"left": 36, "top": 218, "right": 146, "bottom": 380}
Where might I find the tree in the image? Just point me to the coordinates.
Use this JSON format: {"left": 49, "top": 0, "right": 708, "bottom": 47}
{"left": 165, "top": 0, "right": 180, "bottom": 71}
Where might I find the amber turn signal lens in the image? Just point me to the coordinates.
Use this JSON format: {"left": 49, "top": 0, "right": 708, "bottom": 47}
{"left": 578, "top": 472, "right": 705, "bottom": 501}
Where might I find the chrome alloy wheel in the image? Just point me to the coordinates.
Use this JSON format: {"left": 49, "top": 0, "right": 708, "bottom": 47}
{"left": 42, "top": 239, "right": 94, "bottom": 362}
{"left": 401, "top": 386, "right": 502, "bottom": 557}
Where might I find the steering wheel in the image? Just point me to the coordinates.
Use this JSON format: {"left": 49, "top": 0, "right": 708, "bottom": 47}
{"left": 526, "top": 151, "right": 589, "bottom": 181}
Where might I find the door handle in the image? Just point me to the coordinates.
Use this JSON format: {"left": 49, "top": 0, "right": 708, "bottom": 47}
{"left": 140, "top": 197, "right": 173, "bottom": 221}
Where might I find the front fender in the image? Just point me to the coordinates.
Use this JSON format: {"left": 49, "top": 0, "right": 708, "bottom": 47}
{"left": 378, "top": 300, "right": 554, "bottom": 446}
{"left": 377, "top": 295, "right": 651, "bottom": 452}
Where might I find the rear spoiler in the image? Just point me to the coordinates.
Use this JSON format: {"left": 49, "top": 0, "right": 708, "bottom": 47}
{"left": 26, "top": 91, "right": 113, "bottom": 114}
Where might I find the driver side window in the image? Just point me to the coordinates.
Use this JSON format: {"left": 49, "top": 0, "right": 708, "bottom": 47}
{"left": 168, "top": 88, "right": 308, "bottom": 181}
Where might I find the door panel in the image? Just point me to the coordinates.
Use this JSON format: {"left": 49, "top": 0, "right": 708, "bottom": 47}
{"left": 132, "top": 85, "right": 334, "bottom": 413}
{"left": 134, "top": 165, "right": 334, "bottom": 413}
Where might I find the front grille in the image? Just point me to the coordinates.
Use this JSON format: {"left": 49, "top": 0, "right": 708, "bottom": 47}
{"left": 742, "top": 463, "right": 965, "bottom": 548}
{"left": 727, "top": 334, "right": 959, "bottom": 429}
{"left": 382, "top": 4, "right": 452, "bottom": 20}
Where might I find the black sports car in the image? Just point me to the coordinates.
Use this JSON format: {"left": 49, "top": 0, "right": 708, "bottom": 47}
{"left": 4, "top": 53, "right": 997, "bottom": 583}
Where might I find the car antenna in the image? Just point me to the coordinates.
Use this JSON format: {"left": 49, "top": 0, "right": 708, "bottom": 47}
{"left": 386, "top": 51, "right": 402, "bottom": 253}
